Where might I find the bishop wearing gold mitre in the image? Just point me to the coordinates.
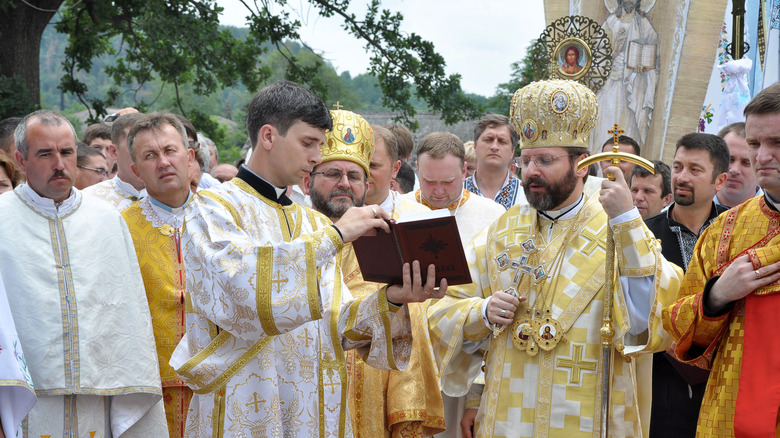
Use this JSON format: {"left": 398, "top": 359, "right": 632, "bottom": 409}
{"left": 303, "top": 108, "right": 445, "bottom": 437}
{"left": 427, "top": 79, "right": 683, "bottom": 437}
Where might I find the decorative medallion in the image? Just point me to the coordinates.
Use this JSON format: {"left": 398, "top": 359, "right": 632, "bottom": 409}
{"left": 521, "top": 120, "right": 538, "bottom": 141}
{"left": 531, "top": 309, "right": 564, "bottom": 351}
{"left": 550, "top": 89, "right": 570, "bottom": 114}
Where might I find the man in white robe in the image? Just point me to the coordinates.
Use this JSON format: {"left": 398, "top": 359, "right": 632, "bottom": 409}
{"left": 0, "top": 110, "right": 167, "bottom": 437}
{"left": 171, "top": 81, "right": 445, "bottom": 437}
{"left": 0, "top": 272, "right": 35, "bottom": 438}
{"left": 84, "top": 112, "right": 147, "bottom": 211}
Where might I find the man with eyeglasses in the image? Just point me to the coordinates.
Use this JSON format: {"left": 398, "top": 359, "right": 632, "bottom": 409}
{"left": 74, "top": 143, "right": 109, "bottom": 189}
{"left": 428, "top": 80, "right": 682, "bottom": 437}
{"left": 304, "top": 109, "right": 444, "bottom": 437}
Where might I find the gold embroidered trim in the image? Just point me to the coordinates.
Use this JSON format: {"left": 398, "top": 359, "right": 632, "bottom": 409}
{"left": 198, "top": 191, "right": 241, "bottom": 228}
{"left": 378, "top": 285, "right": 398, "bottom": 371}
{"left": 50, "top": 217, "right": 80, "bottom": 391}
{"left": 190, "top": 335, "right": 273, "bottom": 395}
{"left": 256, "top": 246, "right": 280, "bottom": 336}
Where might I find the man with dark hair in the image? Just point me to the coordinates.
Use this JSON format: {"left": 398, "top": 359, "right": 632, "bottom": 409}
{"left": 392, "top": 160, "right": 415, "bottom": 194}
{"left": 122, "top": 112, "right": 196, "bottom": 437}
{"left": 82, "top": 122, "right": 116, "bottom": 177}
{"left": 645, "top": 133, "right": 728, "bottom": 436}
{"left": 0, "top": 117, "right": 21, "bottom": 158}
{"left": 171, "top": 81, "right": 446, "bottom": 436}
{"left": 464, "top": 114, "right": 522, "bottom": 209}
{"left": 663, "top": 82, "right": 780, "bottom": 437}
{"left": 83, "top": 112, "right": 146, "bottom": 211}
{"left": 600, "top": 134, "right": 641, "bottom": 179}
{"left": 629, "top": 159, "right": 672, "bottom": 220}
{"left": 429, "top": 80, "right": 681, "bottom": 437}
{"left": 0, "top": 110, "right": 167, "bottom": 436}
{"left": 715, "top": 122, "right": 763, "bottom": 208}
{"left": 74, "top": 143, "right": 109, "bottom": 190}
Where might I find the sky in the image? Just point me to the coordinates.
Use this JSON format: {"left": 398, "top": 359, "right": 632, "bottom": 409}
{"left": 216, "top": 0, "right": 547, "bottom": 97}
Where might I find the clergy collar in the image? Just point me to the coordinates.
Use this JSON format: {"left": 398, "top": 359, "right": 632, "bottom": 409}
{"left": 764, "top": 192, "right": 780, "bottom": 212}
{"left": 236, "top": 165, "right": 292, "bottom": 206}
{"left": 113, "top": 175, "right": 147, "bottom": 200}
{"left": 538, "top": 194, "right": 584, "bottom": 221}
{"left": 18, "top": 183, "right": 81, "bottom": 218}
{"left": 148, "top": 191, "right": 192, "bottom": 214}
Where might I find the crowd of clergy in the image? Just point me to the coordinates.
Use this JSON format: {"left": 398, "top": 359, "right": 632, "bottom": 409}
{"left": 1, "top": 78, "right": 780, "bottom": 438}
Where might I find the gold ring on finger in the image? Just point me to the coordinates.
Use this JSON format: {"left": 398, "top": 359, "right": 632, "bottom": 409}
{"left": 756, "top": 269, "right": 761, "bottom": 279}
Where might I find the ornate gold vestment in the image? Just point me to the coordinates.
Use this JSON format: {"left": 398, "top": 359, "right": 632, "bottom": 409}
{"left": 123, "top": 199, "right": 191, "bottom": 437}
{"left": 342, "top": 196, "right": 445, "bottom": 437}
{"left": 428, "top": 195, "right": 681, "bottom": 437}
{"left": 663, "top": 196, "right": 780, "bottom": 437}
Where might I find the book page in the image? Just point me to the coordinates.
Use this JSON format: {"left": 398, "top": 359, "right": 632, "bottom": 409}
{"left": 627, "top": 41, "right": 641, "bottom": 69}
{"left": 641, "top": 44, "right": 656, "bottom": 69}
{"left": 396, "top": 208, "right": 451, "bottom": 223}
{"left": 627, "top": 41, "right": 656, "bottom": 70}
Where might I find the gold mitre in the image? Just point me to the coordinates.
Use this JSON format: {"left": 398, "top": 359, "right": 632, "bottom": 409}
{"left": 321, "top": 109, "right": 375, "bottom": 175}
{"left": 509, "top": 79, "right": 598, "bottom": 149}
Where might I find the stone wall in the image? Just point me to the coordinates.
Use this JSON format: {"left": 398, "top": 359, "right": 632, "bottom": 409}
{"left": 360, "top": 111, "right": 481, "bottom": 153}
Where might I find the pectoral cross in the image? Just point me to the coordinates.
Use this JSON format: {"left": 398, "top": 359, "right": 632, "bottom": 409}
{"left": 493, "top": 239, "right": 544, "bottom": 338}
{"left": 496, "top": 238, "right": 545, "bottom": 291}
{"left": 245, "top": 392, "right": 264, "bottom": 413}
{"left": 271, "top": 270, "right": 288, "bottom": 293}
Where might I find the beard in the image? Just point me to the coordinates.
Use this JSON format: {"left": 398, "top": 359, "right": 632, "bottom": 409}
{"left": 523, "top": 167, "right": 579, "bottom": 211}
{"left": 310, "top": 186, "right": 366, "bottom": 219}
{"left": 673, "top": 182, "right": 695, "bottom": 206}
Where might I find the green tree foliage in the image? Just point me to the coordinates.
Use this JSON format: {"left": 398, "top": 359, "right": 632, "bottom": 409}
{"left": 484, "top": 39, "right": 543, "bottom": 115}
{"left": 1, "top": 0, "right": 481, "bottom": 127}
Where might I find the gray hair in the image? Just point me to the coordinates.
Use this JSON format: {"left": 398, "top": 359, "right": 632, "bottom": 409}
{"left": 196, "top": 133, "right": 212, "bottom": 171}
{"left": 15, "top": 110, "right": 78, "bottom": 159}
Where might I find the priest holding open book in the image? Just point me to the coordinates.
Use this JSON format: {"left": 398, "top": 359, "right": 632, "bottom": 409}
{"left": 427, "top": 79, "right": 682, "bottom": 437}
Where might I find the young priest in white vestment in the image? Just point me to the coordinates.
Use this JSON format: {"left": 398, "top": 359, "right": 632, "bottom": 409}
{"left": 171, "top": 80, "right": 446, "bottom": 437}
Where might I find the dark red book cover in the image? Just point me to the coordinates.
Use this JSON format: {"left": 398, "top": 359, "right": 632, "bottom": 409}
{"left": 352, "top": 214, "right": 473, "bottom": 286}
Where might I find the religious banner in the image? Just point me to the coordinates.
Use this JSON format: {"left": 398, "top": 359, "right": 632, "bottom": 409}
{"left": 544, "top": 0, "right": 728, "bottom": 163}
{"left": 698, "top": 0, "right": 778, "bottom": 135}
